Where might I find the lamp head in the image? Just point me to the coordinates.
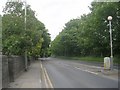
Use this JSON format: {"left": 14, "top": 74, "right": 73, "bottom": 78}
{"left": 108, "top": 16, "right": 112, "bottom": 21}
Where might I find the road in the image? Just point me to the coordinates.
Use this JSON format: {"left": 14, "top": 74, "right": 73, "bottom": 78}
{"left": 41, "top": 57, "right": 118, "bottom": 88}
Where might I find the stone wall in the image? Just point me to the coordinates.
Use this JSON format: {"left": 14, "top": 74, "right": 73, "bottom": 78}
{"left": 8, "top": 56, "right": 25, "bottom": 82}
{"left": 0, "top": 55, "right": 2, "bottom": 89}
{"left": 2, "top": 55, "right": 26, "bottom": 88}
{"left": 2, "top": 55, "right": 9, "bottom": 88}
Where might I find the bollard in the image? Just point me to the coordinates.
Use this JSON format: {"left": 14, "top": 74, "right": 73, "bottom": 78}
{"left": 104, "top": 57, "right": 110, "bottom": 70}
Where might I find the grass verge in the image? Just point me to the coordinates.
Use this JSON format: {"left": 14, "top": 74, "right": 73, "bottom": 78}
{"left": 53, "top": 56, "right": 120, "bottom": 64}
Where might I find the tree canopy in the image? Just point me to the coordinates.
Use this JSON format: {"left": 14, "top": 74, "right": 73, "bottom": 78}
{"left": 2, "top": 2, "right": 51, "bottom": 57}
{"left": 0, "top": 15, "right": 2, "bottom": 53}
{"left": 51, "top": 2, "right": 120, "bottom": 57}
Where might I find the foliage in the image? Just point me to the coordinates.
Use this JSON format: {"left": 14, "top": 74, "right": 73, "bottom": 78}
{"left": 40, "top": 29, "right": 51, "bottom": 57}
{"left": 2, "top": 2, "right": 51, "bottom": 57}
{"left": 0, "top": 15, "right": 2, "bottom": 52}
{"left": 51, "top": 2, "right": 120, "bottom": 58}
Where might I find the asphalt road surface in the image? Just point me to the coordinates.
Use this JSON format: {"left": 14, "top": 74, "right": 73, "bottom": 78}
{"left": 41, "top": 57, "right": 118, "bottom": 88}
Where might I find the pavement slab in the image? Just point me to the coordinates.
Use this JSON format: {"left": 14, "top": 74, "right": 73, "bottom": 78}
{"left": 9, "top": 60, "right": 42, "bottom": 88}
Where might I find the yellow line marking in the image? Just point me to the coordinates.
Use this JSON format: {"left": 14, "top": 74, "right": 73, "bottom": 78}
{"left": 44, "top": 67, "right": 54, "bottom": 88}
{"left": 43, "top": 68, "right": 48, "bottom": 88}
{"left": 40, "top": 62, "right": 48, "bottom": 88}
{"left": 40, "top": 61, "right": 53, "bottom": 88}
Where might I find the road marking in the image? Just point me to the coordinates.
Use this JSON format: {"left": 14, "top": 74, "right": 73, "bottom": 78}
{"left": 90, "top": 66, "right": 102, "bottom": 69}
{"left": 74, "top": 67, "right": 83, "bottom": 70}
{"left": 78, "top": 63, "right": 102, "bottom": 69}
{"left": 75, "top": 67, "right": 98, "bottom": 75}
{"left": 43, "top": 67, "right": 49, "bottom": 88}
{"left": 40, "top": 62, "right": 48, "bottom": 88}
{"left": 44, "top": 67, "right": 54, "bottom": 88}
{"left": 39, "top": 79, "right": 41, "bottom": 83}
{"left": 40, "top": 61, "right": 53, "bottom": 88}
{"left": 84, "top": 70, "right": 98, "bottom": 75}
{"left": 39, "top": 62, "right": 42, "bottom": 84}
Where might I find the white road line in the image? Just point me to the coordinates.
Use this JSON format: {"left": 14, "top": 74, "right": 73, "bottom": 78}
{"left": 39, "top": 62, "right": 42, "bottom": 84}
{"left": 84, "top": 70, "right": 98, "bottom": 75}
{"left": 39, "top": 79, "right": 41, "bottom": 83}
{"left": 74, "top": 67, "right": 83, "bottom": 71}
{"left": 90, "top": 66, "right": 102, "bottom": 69}
{"left": 75, "top": 67, "right": 98, "bottom": 75}
{"left": 78, "top": 63, "right": 102, "bottom": 69}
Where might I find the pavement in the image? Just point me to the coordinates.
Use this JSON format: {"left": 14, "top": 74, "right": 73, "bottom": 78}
{"left": 9, "top": 60, "right": 42, "bottom": 88}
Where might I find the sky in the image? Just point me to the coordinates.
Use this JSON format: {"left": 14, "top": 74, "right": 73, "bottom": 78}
{"left": 0, "top": 0, "right": 93, "bottom": 40}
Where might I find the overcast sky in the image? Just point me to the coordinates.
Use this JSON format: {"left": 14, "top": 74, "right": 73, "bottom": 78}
{"left": 0, "top": 0, "right": 93, "bottom": 40}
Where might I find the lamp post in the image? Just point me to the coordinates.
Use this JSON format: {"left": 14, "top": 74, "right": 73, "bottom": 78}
{"left": 23, "top": 0, "right": 28, "bottom": 71}
{"left": 7, "top": 0, "right": 28, "bottom": 71}
{"left": 107, "top": 16, "right": 113, "bottom": 70}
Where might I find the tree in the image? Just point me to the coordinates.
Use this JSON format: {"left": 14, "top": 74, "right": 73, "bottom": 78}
{"left": 51, "top": 2, "right": 120, "bottom": 58}
{"left": 40, "top": 29, "right": 51, "bottom": 57}
{"left": 0, "top": 15, "right": 2, "bottom": 53}
{"left": 2, "top": 2, "right": 51, "bottom": 57}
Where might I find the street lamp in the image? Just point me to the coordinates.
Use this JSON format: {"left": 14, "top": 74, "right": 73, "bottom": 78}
{"left": 107, "top": 16, "right": 113, "bottom": 70}
{"left": 23, "top": 0, "right": 28, "bottom": 71}
{"left": 7, "top": 0, "right": 28, "bottom": 71}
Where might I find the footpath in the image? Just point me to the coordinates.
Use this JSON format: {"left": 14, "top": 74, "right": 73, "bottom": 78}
{"left": 9, "top": 60, "right": 42, "bottom": 88}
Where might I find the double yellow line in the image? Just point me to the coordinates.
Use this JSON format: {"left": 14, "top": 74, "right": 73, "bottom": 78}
{"left": 40, "top": 61, "right": 54, "bottom": 88}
